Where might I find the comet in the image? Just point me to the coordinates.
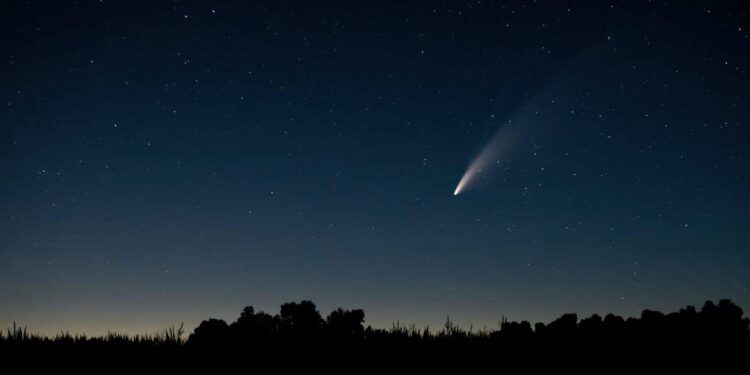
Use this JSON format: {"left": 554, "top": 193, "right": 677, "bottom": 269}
{"left": 453, "top": 122, "right": 517, "bottom": 196}
{"left": 453, "top": 81, "right": 562, "bottom": 196}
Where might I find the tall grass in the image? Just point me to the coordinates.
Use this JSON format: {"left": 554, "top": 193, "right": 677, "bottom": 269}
{"left": 0, "top": 322, "right": 185, "bottom": 346}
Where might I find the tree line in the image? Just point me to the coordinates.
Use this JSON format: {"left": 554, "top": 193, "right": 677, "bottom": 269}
{"left": 3, "top": 298, "right": 749, "bottom": 360}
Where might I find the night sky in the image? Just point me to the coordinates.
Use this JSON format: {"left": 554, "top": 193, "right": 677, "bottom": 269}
{"left": 2, "top": 0, "right": 749, "bottom": 336}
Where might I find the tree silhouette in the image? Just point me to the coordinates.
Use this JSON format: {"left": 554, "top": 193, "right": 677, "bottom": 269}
{"left": 188, "top": 318, "right": 231, "bottom": 347}
{"left": 325, "top": 308, "right": 365, "bottom": 341}
{"left": 230, "top": 306, "right": 279, "bottom": 345}
{"left": 492, "top": 318, "right": 533, "bottom": 344}
{"left": 278, "top": 300, "right": 324, "bottom": 340}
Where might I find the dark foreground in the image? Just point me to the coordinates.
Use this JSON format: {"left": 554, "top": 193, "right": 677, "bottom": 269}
{"left": 3, "top": 299, "right": 749, "bottom": 367}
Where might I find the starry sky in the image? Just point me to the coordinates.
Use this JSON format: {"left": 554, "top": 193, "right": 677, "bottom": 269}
{"left": 1, "top": 0, "right": 749, "bottom": 335}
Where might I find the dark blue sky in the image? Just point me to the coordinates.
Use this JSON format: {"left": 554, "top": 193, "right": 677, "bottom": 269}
{"left": 1, "top": 0, "right": 749, "bottom": 335}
